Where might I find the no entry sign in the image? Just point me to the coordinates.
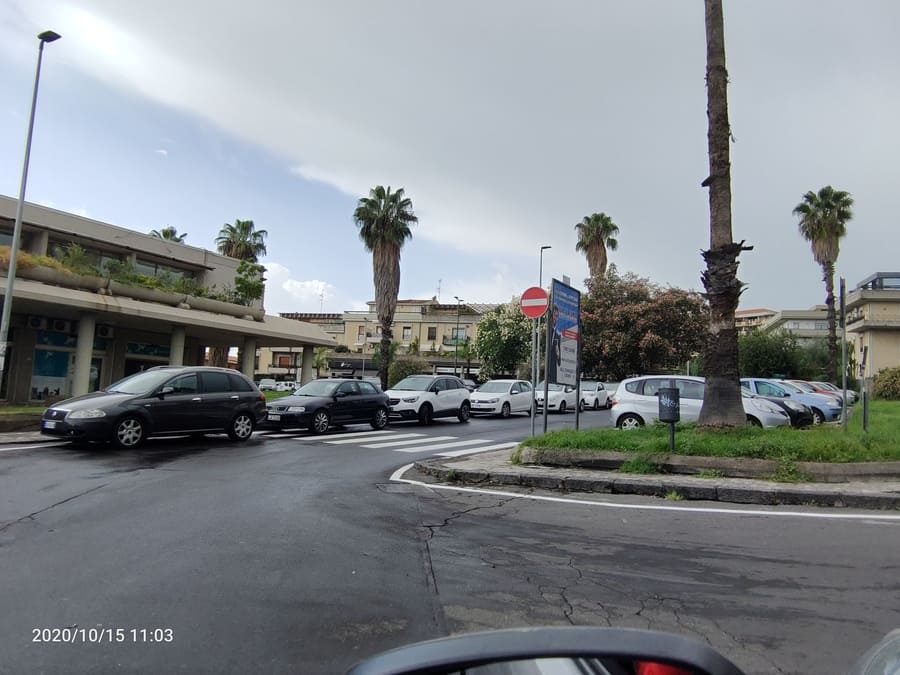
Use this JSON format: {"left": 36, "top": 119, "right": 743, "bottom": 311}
{"left": 520, "top": 286, "right": 549, "bottom": 319}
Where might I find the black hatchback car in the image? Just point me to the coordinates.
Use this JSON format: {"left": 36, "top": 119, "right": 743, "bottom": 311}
{"left": 264, "top": 378, "right": 390, "bottom": 434}
{"left": 40, "top": 366, "right": 267, "bottom": 448}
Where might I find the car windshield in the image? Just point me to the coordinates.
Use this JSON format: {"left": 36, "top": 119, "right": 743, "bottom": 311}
{"left": 790, "top": 381, "right": 815, "bottom": 392}
{"left": 106, "top": 369, "right": 183, "bottom": 394}
{"left": 776, "top": 380, "right": 803, "bottom": 393}
{"left": 477, "top": 381, "right": 511, "bottom": 393}
{"left": 391, "top": 375, "right": 434, "bottom": 391}
{"left": 292, "top": 380, "right": 340, "bottom": 397}
{"left": 537, "top": 382, "right": 564, "bottom": 392}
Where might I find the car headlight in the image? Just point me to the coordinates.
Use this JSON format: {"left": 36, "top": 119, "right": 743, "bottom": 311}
{"left": 483, "top": 397, "right": 500, "bottom": 404}
{"left": 402, "top": 396, "right": 419, "bottom": 403}
{"left": 67, "top": 408, "right": 107, "bottom": 419}
{"left": 286, "top": 406, "right": 306, "bottom": 413}
{"left": 783, "top": 400, "right": 806, "bottom": 412}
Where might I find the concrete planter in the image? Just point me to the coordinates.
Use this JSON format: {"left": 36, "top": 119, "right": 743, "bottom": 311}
{"left": 186, "top": 295, "right": 264, "bottom": 321}
{"left": 107, "top": 280, "right": 188, "bottom": 305}
{"left": 7, "top": 264, "right": 109, "bottom": 292}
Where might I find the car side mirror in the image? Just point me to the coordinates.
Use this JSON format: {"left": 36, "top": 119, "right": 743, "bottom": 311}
{"left": 158, "top": 386, "right": 174, "bottom": 397}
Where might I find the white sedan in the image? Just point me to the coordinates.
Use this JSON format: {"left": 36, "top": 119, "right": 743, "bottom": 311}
{"left": 535, "top": 382, "right": 581, "bottom": 414}
{"left": 470, "top": 379, "right": 534, "bottom": 418}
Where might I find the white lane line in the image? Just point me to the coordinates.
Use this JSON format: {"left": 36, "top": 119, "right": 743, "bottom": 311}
{"left": 0, "top": 443, "right": 69, "bottom": 452}
{"left": 362, "top": 436, "right": 456, "bottom": 449}
{"left": 438, "top": 442, "right": 519, "bottom": 457}
{"left": 293, "top": 430, "right": 402, "bottom": 442}
{"left": 390, "top": 439, "right": 494, "bottom": 454}
{"left": 388, "top": 465, "right": 900, "bottom": 522}
{"left": 326, "top": 433, "right": 425, "bottom": 445}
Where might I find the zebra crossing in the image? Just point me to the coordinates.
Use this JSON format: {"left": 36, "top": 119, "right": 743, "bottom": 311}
{"left": 283, "top": 429, "right": 518, "bottom": 458}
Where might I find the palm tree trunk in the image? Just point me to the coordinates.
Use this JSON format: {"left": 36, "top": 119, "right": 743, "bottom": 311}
{"left": 822, "top": 261, "right": 837, "bottom": 383}
{"left": 373, "top": 244, "right": 401, "bottom": 389}
{"left": 596, "top": 246, "right": 608, "bottom": 280}
{"left": 697, "top": 0, "right": 749, "bottom": 428}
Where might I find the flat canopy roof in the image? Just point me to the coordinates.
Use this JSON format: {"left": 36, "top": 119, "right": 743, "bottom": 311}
{"left": 8, "top": 279, "right": 337, "bottom": 348}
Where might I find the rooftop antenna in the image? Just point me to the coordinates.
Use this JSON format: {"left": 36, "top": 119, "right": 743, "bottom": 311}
{"left": 319, "top": 289, "right": 325, "bottom": 312}
{"left": 436, "top": 278, "right": 442, "bottom": 302}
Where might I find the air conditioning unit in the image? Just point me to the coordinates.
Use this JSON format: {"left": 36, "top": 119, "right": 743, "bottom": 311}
{"left": 50, "top": 319, "right": 71, "bottom": 333}
{"left": 96, "top": 325, "right": 114, "bottom": 339}
{"left": 28, "top": 316, "right": 48, "bottom": 330}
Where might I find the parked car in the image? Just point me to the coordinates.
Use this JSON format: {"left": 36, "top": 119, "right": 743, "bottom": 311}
{"left": 274, "top": 381, "right": 295, "bottom": 392}
{"left": 461, "top": 378, "right": 478, "bottom": 392}
{"left": 258, "top": 378, "right": 277, "bottom": 391}
{"left": 740, "top": 377, "right": 842, "bottom": 425}
{"left": 534, "top": 381, "right": 580, "bottom": 414}
{"left": 811, "top": 380, "right": 858, "bottom": 404}
{"left": 743, "top": 387, "right": 814, "bottom": 428}
{"left": 785, "top": 379, "right": 844, "bottom": 406}
{"left": 384, "top": 374, "right": 471, "bottom": 424}
{"left": 265, "top": 378, "right": 389, "bottom": 434}
{"left": 40, "top": 366, "right": 267, "bottom": 448}
{"left": 612, "top": 375, "right": 790, "bottom": 429}
{"left": 470, "top": 379, "right": 534, "bottom": 417}
{"left": 579, "top": 380, "right": 611, "bottom": 410}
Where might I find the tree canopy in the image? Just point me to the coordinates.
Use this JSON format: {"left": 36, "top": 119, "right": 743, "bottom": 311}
{"left": 581, "top": 267, "right": 708, "bottom": 381}
{"left": 574, "top": 212, "right": 619, "bottom": 280}
{"left": 473, "top": 301, "right": 532, "bottom": 379}
{"left": 216, "top": 219, "right": 268, "bottom": 262}
{"left": 150, "top": 226, "right": 187, "bottom": 243}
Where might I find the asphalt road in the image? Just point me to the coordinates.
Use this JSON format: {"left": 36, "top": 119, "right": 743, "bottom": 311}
{"left": 1, "top": 408, "right": 897, "bottom": 674}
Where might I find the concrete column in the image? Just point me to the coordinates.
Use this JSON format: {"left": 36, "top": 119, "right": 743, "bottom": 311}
{"left": 29, "top": 230, "right": 49, "bottom": 255}
{"left": 300, "top": 346, "right": 314, "bottom": 384}
{"left": 72, "top": 313, "right": 97, "bottom": 396}
{"left": 242, "top": 336, "right": 256, "bottom": 379}
{"left": 169, "top": 326, "right": 186, "bottom": 366}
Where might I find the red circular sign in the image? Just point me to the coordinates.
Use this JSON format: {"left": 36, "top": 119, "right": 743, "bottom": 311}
{"left": 520, "top": 286, "right": 549, "bottom": 319}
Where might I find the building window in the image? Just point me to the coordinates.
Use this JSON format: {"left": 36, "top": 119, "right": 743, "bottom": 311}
{"left": 788, "top": 321, "right": 800, "bottom": 329}
{"left": 452, "top": 327, "right": 466, "bottom": 340}
{"left": 402, "top": 326, "right": 412, "bottom": 340}
{"left": 275, "top": 354, "right": 292, "bottom": 368}
{"left": 357, "top": 325, "right": 366, "bottom": 341}
{"left": 427, "top": 327, "right": 437, "bottom": 341}
{"left": 814, "top": 321, "right": 828, "bottom": 330}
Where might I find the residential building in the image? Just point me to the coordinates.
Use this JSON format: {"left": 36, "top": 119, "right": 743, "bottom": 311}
{"left": 0, "top": 196, "right": 335, "bottom": 403}
{"left": 846, "top": 272, "right": 900, "bottom": 379}
{"left": 760, "top": 306, "right": 829, "bottom": 343}
{"left": 735, "top": 308, "right": 776, "bottom": 334}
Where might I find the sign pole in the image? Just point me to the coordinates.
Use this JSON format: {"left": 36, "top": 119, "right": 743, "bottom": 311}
{"left": 530, "top": 318, "right": 537, "bottom": 436}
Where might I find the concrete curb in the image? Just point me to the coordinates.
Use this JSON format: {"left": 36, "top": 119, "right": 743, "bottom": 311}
{"left": 413, "top": 454, "right": 900, "bottom": 510}
{"left": 516, "top": 448, "right": 900, "bottom": 483}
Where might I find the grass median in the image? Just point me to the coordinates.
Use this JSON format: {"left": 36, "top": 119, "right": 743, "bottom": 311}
{"left": 517, "top": 400, "right": 900, "bottom": 464}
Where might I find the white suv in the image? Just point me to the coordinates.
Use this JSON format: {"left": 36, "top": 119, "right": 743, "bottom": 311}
{"left": 384, "top": 374, "right": 471, "bottom": 425}
{"left": 612, "top": 375, "right": 789, "bottom": 429}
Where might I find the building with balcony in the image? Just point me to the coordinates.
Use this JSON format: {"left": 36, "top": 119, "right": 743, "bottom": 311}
{"left": 735, "top": 308, "right": 776, "bottom": 334}
{"left": 846, "top": 272, "right": 900, "bottom": 379}
{"left": 759, "top": 306, "right": 829, "bottom": 343}
{"left": 0, "top": 197, "right": 336, "bottom": 403}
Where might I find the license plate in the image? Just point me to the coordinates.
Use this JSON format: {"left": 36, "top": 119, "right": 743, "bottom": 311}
{"left": 43, "top": 420, "right": 57, "bottom": 429}
{"left": 267, "top": 414, "right": 280, "bottom": 421}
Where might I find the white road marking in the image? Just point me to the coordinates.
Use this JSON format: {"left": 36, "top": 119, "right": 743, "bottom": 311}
{"left": 325, "top": 432, "right": 425, "bottom": 445}
{"left": 389, "top": 464, "right": 900, "bottom": 522}
{"left": 293, "top": 430, "right": 403, "bottom": 442}
{"left": 438, "top": 442, "right": 519, "bottom": 457}
{"left": 0, "top": 443, "right": 69, "bottom": 452}
{"left": 389, "top": 439, "right": 494, "bottom": 454}
{"left": 362, "top": 436, "right": 456, "bottom": 449}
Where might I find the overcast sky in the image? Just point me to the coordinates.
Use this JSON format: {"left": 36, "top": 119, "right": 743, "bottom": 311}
{"left": 1, "top": 1, "right": 897, "bottom": 315}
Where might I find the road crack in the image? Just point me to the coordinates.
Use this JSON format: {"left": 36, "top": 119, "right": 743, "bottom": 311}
{"left": 421, "top": 497, "right": 518, "bottom": 540}
{"left": 0, "top": 483, "right": 108, "bottom": 533}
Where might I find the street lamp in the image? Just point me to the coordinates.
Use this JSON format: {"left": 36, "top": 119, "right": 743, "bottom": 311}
{"left": 0, "top": 30, "right": 62, "bottom": 389}
{"left": 359, "top": 317, "right": 371, "bottom": 378}
{"left": 453, "top": 296, "right": 463, "bottom": 377}
{"left": 539, "top": 245, "right": 551, "bottom": 289}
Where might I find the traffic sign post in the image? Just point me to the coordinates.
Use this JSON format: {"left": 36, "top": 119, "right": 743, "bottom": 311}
{"left": 521, "top": 287, "right": 549, "bottom": 437}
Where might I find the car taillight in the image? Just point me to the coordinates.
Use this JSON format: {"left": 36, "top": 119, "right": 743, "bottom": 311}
{"left": 258, "top": 394, "right": 266, "bottom": 401}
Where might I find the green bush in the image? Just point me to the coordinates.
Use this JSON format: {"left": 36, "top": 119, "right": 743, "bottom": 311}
{"left": 388, "top": 357, "right": 428, "bottom": 388}
{"left": 873, "top": 366, "right": 900, "bottom": 400}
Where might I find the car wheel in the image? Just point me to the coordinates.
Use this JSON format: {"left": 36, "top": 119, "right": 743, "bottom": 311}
{"left": 747, "top": 415, "right": 762, "bottom": 427}
{"left": 811, "top": 408, "right": 824, "bottom": 425}
{"left": 593, "top": 398, "right": 600, "bottom": 411}
{"left": 500, "top": 402, "right": 511, "bottom": 419}
{"left": 309, "top": 410, "right": 331, "bottom": 435}
{"left": 371, "top": 406, "right": 389, "bottom": 430}
{"left": 228, "top": 412, "right": 255, "bottom": 441}
{"left": 558, "top": 400, "right": 567, "bottom": 414}
{"left": 113, "top": 416, "right": 145, "bottom": 449}
{"left": 617, "top": 413, "right": 644, "bottom": 430}
{"left": 418, "top": 403, "right": 433, "bottom": 425}
{"left": 458, "top": 401, "right": 471, "bottom": 423}
{"left": 579, "top": 399, "right": 585, "bottom": 412}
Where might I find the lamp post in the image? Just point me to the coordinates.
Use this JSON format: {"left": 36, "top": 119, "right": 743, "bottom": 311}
{"left": 453, "top": 296, "right": 463, "bottom": 377}
{"left": 360, "top": 317, "right": 370, "bottom": 379}
{"left": 531, "top": 245, "right": 551, "bottom": 435}
{"left": 0, "top": 30, "right": 62, "bottom": 390}
{"left": 539, "top": 245, "right": 551, "bottom": 289}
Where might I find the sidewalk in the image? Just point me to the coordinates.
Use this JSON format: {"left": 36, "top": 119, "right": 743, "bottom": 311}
{"left": 0, "top": 431, "right": 54, "bottom": 445}
{"left": 413, "top": 448, "right": 900, "bottom": 510}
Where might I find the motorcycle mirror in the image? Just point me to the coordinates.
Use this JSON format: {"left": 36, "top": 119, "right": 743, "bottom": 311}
{"left": 346, "top": 627, "right": 747, "bottom": 675}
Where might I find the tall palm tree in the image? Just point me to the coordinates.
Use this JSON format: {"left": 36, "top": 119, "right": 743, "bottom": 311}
{"left": 697, "top": 0, "right": 751, "bottom": 428}
{"left": 353, "top": 186, "right": 418, "bottom": 389}
{"left": 149, "top": 226, "right": 187, "bottom": 243}
{"left": 216, "top": 219, "right": 268, "bottom": 262}
{"left": 574, "top": 213, "right": 619, "bottom": 280}
{"left": 794, "top": 185, "right": 854, "bottom": 383}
